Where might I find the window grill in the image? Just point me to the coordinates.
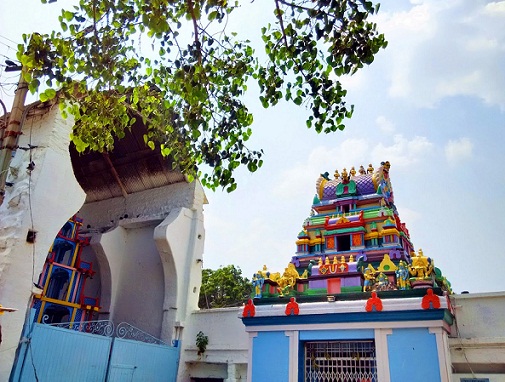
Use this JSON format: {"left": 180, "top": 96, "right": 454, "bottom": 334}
{"left": 304, "top": 340, "right": 378, "bottom": 382}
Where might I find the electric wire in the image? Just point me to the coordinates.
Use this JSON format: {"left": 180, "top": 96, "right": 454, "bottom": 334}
{"left": 26, "top": 108, "right": 40, "bottom": 382}
{"left": 0, "top": 34, "right": 20, "bottom": 46}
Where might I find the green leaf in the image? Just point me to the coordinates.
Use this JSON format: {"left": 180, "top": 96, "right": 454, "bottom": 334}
{"left": 16, "top": 0, "right": 386, "bottom": 193}
{"left": 63, "top": 10, "right": 74, "bottom": 21}
{"left": 208, "top": 11, "right": 218, "bottom": 21}
{"left": 28, "top": 79, "right": 40, "bottom": 94}
{"left": 45, "top": 88, "right": 57, "bottom": 100}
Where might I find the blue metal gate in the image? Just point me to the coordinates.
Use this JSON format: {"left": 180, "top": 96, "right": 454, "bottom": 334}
{"left": 11, "top": 320, "right": 180, "bottom": 382}
{"left": 108, "top": 338, "right": 179, "bottom": 381}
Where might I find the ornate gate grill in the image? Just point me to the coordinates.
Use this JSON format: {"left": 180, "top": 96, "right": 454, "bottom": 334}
{"left": 14, "top": 320, "right": 179, "bottom": 381}
{"left": 304, "top": 340, "right": 377, "bottom": 382}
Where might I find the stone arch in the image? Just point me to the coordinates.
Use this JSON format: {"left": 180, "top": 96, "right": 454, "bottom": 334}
{"left": 154, "top": 206, "right": 205, "bottom": 345}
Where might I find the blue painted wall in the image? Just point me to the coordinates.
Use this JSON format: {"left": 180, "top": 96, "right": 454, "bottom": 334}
{"left": 387, "top": 328, "right": 440, "bottom": 382}
{"left": 252, "top": 331, "right": 290, "bottom": 382}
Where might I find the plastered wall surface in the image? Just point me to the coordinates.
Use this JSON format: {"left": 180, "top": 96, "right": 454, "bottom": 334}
{"left": 0, "top": 107, "right": 85, "bottom": 379}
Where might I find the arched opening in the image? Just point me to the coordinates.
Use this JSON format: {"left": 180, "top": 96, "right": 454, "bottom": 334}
{"left": 52, "top": 239, "right": 76, "bottom": 266}
{"left": 46, "top": 268, "right": 70, "bottom": 300}
{"left": 60, "top": 221, "right": 75, "bottom": 238}
{"left": 42, "top": 304, "right": 71, "bottom": 324}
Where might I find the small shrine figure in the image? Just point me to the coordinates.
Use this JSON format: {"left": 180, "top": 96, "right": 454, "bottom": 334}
{"left": 363, "top": 265, "right": 376, "bottom": 292}
{"left": 334, "top": 169, "right": 340, "bottom": 180}
{"left": 332, "top": 256, "right": 338, "bottom": 265}
{"left": 258, "top": 265, "right": 269, "bottom": 279}
{"left": 306, "top": 260, "right": 316, "bottom": 277}
{"left": 318, "top": 257, "right": 323, "bottom": 266}
{"left": 325, "top": 257, "right": 330, "bottom": 265}
{"left": 367, "top": 163, "right": 374, "bottom": 174}
{"left": 440, "top": 277, "right": 453, "bottom": 294}
{"left": 359, "top": 165, "right": 366, "bottom": 175}
{"left": 374, "top": 272, "right": 396, "bottom": 291}
{"left": 338, "top": 256, "right": 347, "bottom": 273}
{"left": 321, "top": 172, "right": 330, "bottom": 181}
{"left": 252, "top": 273, "right": 265, "bottom": 298}
{"left": 350, "top": 167, "right": 356, "bottom": 177}
{"left": 349, "top": 254, "right": 354, "bottom": 263}
{"left": 395, "top": 260, "right": 410, "bottom": 290}
{"left": 276, "top": 263, "right": 300, "bottom": 297}
{"left": 382, "top": 161, "right": 391, "bottom": 174}
{"left": 409, "top": 249, "right": 433, "bottom": 280}
{"left": 376, "top": 272, "right": 389, "bottom": 288}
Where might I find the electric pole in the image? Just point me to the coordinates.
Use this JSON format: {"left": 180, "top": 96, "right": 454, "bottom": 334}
{"left": 0, "top": 72, "right": 28, "bottom": 206}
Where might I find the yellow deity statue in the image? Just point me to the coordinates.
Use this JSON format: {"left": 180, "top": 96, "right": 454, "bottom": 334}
{"left": 409, "top": 249, "right": 433, "bottom": 280}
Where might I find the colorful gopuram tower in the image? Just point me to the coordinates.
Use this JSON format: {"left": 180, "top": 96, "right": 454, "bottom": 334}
{"left": 32, "top": 215, "right": 100, "bottom": 325}
{"left": 244, "top": 162, "right": 454, "bottom": 382}
{"left": 251, "top": 161, "right": 452, "bottom": 299}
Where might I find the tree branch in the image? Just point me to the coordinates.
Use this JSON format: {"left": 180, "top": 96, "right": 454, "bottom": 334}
{"left": 274, "top": 0, "right": 289, "bottom": 49}
{"left": 186, "top": 0, "right": 202, "bottom": 64}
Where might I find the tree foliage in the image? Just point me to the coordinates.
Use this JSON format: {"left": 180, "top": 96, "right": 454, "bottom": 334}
{"left": 199, "top": 265, "right": 252, "bottom": 309}
{"left": 18, "top": 0, "right": 387, "bottom": 191}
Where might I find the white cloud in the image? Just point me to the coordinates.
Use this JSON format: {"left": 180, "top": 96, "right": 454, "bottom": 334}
{"left": 465, "top": 37, "right": 499, "bottom": 51}
{"left": 371, "top": 135, "right": 433, "bottom": 167}
{"left": 272, "top": 140, "right": 369, "bottom": 199}
{"left": 484, "top": 1, "right": 505, "bottom": 15}
{"left": 444, "top": 137, "right": 473, "bottom": 165}
{"left": 375, "top": 0, "right": 505, "bottom": 109}
{"left": 376, "top": 115, "right": 395, "bottom": 134}
{"left": 272, "top": 134, "right": 433, "bottom": 200}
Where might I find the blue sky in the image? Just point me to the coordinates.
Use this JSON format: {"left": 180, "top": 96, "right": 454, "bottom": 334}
{"left": 1, "top": 0, "right": 504, "bottom": 293}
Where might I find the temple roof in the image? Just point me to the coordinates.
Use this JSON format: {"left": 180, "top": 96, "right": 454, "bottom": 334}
{"left": 320, "top": 173, "right": 376, "bottom": 201}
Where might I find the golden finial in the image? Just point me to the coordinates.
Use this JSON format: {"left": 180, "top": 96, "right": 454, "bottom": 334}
{"left": 318, "top": 257, "right": 323, "bottom": 266}
{"left": 325, "top": 257, "right": 330, "bottom": 265}
{"left": 334, "top": 169, "right": 340, "bottom": 180}
{"left": 332, "top": 256, "right": 338, "bottom": 265}
{"left": 349, "top": 254, "right": 354, "bottom": 262}
{"left": 341, "top": 168, "right": 348, "bottom": 182}
{"left": 367, "top": 163, "right": 374, "bottom": 174}
{"left": 350, "top": 167, "right": 356, "bottom": 176}
{"left": 340, "top": 255, "right": 346, "bottom": 264}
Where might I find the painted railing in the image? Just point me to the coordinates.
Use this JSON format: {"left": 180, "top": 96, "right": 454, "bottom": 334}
{"left": 49, "top": 320, "right": 168, "bottom": 345}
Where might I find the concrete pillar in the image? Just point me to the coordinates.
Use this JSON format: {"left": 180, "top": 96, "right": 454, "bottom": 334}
{"left": 154, "top": 204, "right": 205, "bottom": 344}
{"left": 225, "top": 363, "right": 239, "bottom": 382}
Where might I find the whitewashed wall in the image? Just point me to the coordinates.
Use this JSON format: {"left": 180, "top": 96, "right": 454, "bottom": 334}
{"left": 0, "top": 106, "right": 86, "bottom": 379}
{"left": 450, "top": 292, "right": 505, "bottom": 379}
{"left": 180, "top": 307, "right": 249, "bottom": 381}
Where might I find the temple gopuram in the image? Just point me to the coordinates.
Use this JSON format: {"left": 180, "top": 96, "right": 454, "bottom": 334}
{"left": 242, "top": 161, "right": 454, "bottom": 382}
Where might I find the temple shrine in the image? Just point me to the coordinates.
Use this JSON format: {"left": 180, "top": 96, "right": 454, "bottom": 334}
{"left": 243, "top": 161, "right": 454, "bottom": 382}
{"left": 32, "top": 215, "right": 100, "bottom": 326}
